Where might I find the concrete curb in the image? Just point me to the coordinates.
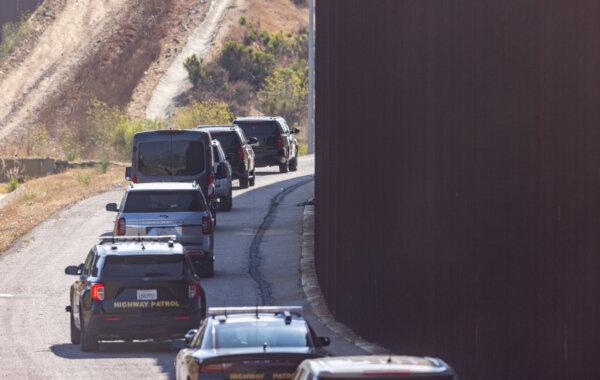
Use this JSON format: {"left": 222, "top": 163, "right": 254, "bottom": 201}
{"left": 300, "top": 204, "right": 388, "bottom": 355}
{"left": 0, "top": 185, "right": 26, "bottom": 209}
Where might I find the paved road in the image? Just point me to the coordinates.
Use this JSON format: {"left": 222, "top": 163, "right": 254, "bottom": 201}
{"left": 0, "top": 155, "right": 363, "bottom": 379}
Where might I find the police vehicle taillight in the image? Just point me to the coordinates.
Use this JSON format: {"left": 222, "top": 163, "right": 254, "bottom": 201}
{"left": 201, "top": 363, "right": 232, "bottom": 373}
{"left": 91, "top": 284, "right": 105, "bottom": 301}
{"left": 238, "top": 146, "right": 244, "bottom": 160}
{"left": 188, "top": 283, "right": 200, "bottom": 299}
{"left": 116, "top": 217, "right": 126, "bottom": 235}
{"left": 202, "top": 215, "right": 212, "bottom": 234}
{"left": 276, "top": 134, "right": 284, "bottom": 148}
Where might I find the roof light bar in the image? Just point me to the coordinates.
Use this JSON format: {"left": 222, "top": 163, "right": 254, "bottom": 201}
{"left": 98, "top": 235, "right": 177, "bottom": 244}
{"left": 208, "top": 306, "right": 303, "bottom": 316}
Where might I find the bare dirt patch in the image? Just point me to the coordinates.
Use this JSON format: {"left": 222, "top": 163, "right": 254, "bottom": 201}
{"left": 0, "top": 165, "right": 125, "bottom": 254}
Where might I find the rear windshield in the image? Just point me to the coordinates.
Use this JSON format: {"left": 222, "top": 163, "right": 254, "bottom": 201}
{"left": 101, "top": 255, "right": 185, "bottom": 278}
{"left": 236, "top": 121, "right": 281, "bottom": 138}
{"left": 215, "top": 321, "right": 310, "bottom": 348}
{"left": 123, "top": 191, "right": 205, "bottom": 212}
{"left": 210, "top": 131, "right": 240, "bottom": 152}
{"left": 319, "top": 376, "right": 453, "bottom": 380}
{"left": 138, "top": 140, "right": 205, "bottom": 177}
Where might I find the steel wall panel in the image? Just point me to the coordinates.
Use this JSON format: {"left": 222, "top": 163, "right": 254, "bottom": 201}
{"left": 315, "top": 1, "right": 600, "bottom": 378}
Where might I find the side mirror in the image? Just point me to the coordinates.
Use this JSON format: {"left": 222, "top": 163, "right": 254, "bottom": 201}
{"left": 292, "top": 128, "right": 300, "bottom": 134}
{"left": 184, "top": 329, "right": 198, "bottom": 347}
{"left": 318, "top": 336, "right": 331, "bottom": 347}
{"left": 125, "top": 166, "right": 132, "bottom": 181}
{"left": 105, "top": 203, "right": 118, "bottom": 212}
{"left": 65, "top": 265, "right": 82, "bottom": 276}
{"left": 247, "top": 136, "right": 259, "bottom": 145}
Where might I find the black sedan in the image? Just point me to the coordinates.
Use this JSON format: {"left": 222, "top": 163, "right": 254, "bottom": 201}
{"left": 175, "top": 306, "right": 330, "bottom": 380}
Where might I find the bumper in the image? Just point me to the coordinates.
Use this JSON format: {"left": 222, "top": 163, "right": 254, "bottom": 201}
{"left": 86, "top": 311, "right": 203, "bottom": 340}
{"left": 254, "top": 150, "right": 287, "bottom": 167}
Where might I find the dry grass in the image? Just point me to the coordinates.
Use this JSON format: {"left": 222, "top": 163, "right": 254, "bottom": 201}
{"left": 0, "top": 165, "right": 125, "bottom": 254}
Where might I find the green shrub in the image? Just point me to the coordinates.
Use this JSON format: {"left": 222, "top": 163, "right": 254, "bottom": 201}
{"left": 219, "top": 41, "right": 275, "bottom": 87}
{"left": 0, "top": 14, "right": 31, "bottom": 60}
{"left": 171, "top": 100, "right": 233, "bottom": 130}
{"left": 7, "top": 177, "right": 19, "bottom": 192}
{"left": 76, "top": 172, "right": 91, "bottom": 187}
{"left": 258, "top": 66, "right": 308, "bottom": 126}
{"left": 184, "top": 54, "right": 204, "bottom": 87}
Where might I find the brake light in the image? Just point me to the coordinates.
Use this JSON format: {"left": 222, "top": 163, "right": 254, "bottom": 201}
{"left": 188, "top": 283, "right": 201, "bottom": 298}
{"left": 202, "top": 215, "right": 212, "bottom": 234}
{"left": 201, "top": 363, "right": 232, "bottom": 373}
{"left": 116, "top": 217, "right": 126, "bottom": 235}
{"left": 131, "top": 175, "right": 137, "bottom": 183}
{"left": 208, "top": 172, "right": 214, "bottom": 186}
{"left": 91, "top": 284, "right": 105, "bottom": 301}
{"left": 238, "top": 146, "right": 244, "bottom": 160}
{"left": 276, "top": 134, "right": 284, "bottom": 148}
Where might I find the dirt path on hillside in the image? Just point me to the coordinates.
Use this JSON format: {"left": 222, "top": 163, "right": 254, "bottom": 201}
{"left": 0, "top": 0, "right": 130, "bottom": 141}
{"left": 145, "top": 0, "right": 235, "bottom": 120}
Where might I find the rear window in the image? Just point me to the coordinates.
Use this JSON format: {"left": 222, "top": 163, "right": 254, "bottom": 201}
{"left": 210, "top": 131, "right": 240, "bottom": 152}
{"left": 138, "top": 140, "right": 205, "bottom": 177}
{"left": 101, "top": 255, "right": 185, "bottom": 278}
{"left": 215, "top": 321, "right": 310, "bottom": 348}
{"left": 123, "top": 191, "right": 205, "bottom": 212}
{"left": 235, "top": 121, "right": 281, "bottom": 138}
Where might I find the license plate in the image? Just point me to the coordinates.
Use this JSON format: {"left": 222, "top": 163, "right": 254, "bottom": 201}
{"left": 148, "top": 227, "right": 177, "bottom": 236}
{"left": 137, "top": 289, "right": 157, "bottom": 301}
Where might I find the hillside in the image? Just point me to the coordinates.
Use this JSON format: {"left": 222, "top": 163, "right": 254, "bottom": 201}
{"left": 0, "top": 0, "right": 308, "bottom": 159}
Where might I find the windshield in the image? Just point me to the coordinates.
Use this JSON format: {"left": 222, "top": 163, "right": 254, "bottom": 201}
{"left": 101, "top": 255, "right": 184, "bottom": 277}
{"left": 215, "top": 321, "right": 310, "bottom": 348}
{"left": 211, "top": 131, "right": 240, "bottom": 153}
{"left": 123, "top": 191, "right": 205, "bottom": 212}
{"left": 236, "top": 121, "right": 281, "bottom": 138}
{"left": 137, "top": 140, "right": 205, "bottom": 177}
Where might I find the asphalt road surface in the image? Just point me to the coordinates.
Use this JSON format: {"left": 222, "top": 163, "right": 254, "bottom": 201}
{"left": 0, "top": 155, "right": 364, "bottom": 379}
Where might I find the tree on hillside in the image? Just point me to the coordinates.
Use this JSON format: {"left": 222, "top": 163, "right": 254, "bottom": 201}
{"left": 184, "top": 54, "right": 204, "bottom": 87}
{"left": 258, "top": 66, "right": 307, "bottom": 126}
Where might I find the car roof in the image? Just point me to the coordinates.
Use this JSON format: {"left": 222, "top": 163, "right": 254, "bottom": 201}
{"left": 127, "top": 182, "right": 200, "bottom": 191}
{"left": 95, "top": 240, "right": 185, "bottom": 257}
{"left": 196, "top": 125, "right": 239, "bottom": 132}
{"left": 233, "top": 116, "right": 281, "bottom": 122}
{"left": 300, "top": 356, "right": 451, "bottom": 375}
{"left": 209, "top": 313, "right": 306, "bottom": 325}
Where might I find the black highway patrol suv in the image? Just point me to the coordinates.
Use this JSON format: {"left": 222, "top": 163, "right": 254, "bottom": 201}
{"left": 65, "top": 236, "right": 206, "bottom": 351}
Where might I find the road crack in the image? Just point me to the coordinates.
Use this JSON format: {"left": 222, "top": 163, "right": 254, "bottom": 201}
{"left": 248, "top": 176, "right": 314, "bottom": 305}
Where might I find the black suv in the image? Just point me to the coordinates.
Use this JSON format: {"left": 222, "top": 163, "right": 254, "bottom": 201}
{"left": 234, "top": 116, "right": 300, "bottom": 173}
{"left": 196, "top": 125, "right": 257, "bottom": 189}
{"left": 64, "top": 236, "right": 206, "bottom": 351}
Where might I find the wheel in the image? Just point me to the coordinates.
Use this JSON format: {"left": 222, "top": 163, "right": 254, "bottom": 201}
{"left": 249, "top": 170, "right": 256, "bottom": 186}
{"left": 279, "top": 162, "right": 289, "bottom": 173}
{"left": 289, "top": 156, "right": 298, "bottom": 172}
{"left": 239, "top": 177, "right": 249, "bottom": 189}
{"left": 80, "top": 317, "right": 99, "bottom": 352}
{"left": 70, "top": 310, "right": 80, "bottom": 345}
{"left": 220, "top": 190, "right": 233, "bottom": 212}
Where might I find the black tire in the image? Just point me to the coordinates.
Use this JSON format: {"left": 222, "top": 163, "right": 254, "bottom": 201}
{"left": 249, "top": 170, "right": 256, "bottom": 186}
{"left": 289, "top": 156, "right": 298, "bottom": 172}
{"left": 220, "top": 190, "right": 233, "bottom": 212}
{"left": 70, "top": 310, "right": 80, "bottom": 345}
{"left": 80, "top": 317, "right": 99, "bottom": 352}
{"left": 239, "top": 177, "right": 249, "bottom": 189}
{"left": 279, "top": 162, "right": 289, "bottom": 173}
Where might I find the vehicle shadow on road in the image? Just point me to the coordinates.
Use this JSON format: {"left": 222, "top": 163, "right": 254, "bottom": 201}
{"left": 50, "top": 341, "right": 176, "bottom": 377}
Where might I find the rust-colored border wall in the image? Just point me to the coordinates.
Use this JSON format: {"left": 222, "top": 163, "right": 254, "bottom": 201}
{"left": 315, "top": 1, "right": 600, "bottom": 378}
